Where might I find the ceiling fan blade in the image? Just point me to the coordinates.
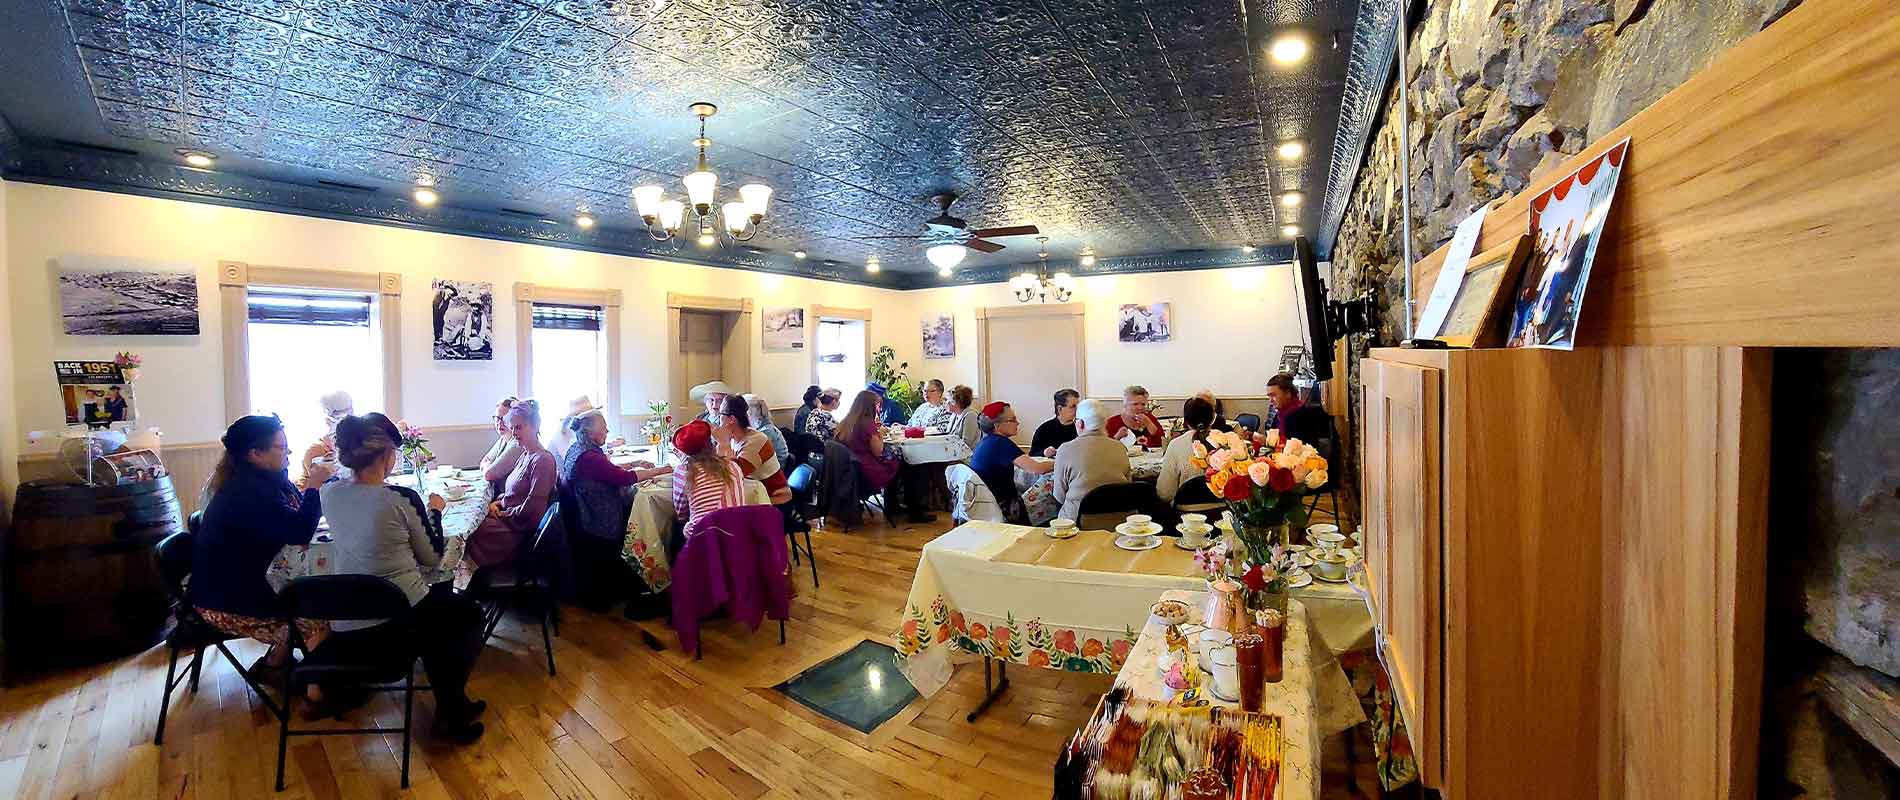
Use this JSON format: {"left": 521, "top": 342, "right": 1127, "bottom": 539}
{"left": 964, "top": 238, "right": 1006, "bottom": 253}
{"left": 966, "top": 224, "right": 1040, "bottom": 238}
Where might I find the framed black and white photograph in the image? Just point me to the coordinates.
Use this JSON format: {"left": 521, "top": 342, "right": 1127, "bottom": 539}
{"left": 922, "top": 313, "right": 955, "bottom": 359}
{"left": 431, "top": 279, "right": 494, "bottom": 360}
{"left": 763, "top": 307, "right": 805, "bottom": 352}
{"left": 1118, "top": 303, "right": 1172, "bottom": 343}
{"left": 59, "top": 266, "right": 199, "bottom": 335}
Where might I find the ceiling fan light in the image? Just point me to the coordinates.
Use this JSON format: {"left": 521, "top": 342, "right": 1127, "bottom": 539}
{"left": 682, "top": 169, "right": 717, "bottom": 210}
{"left": 632, "top": 185, "right": 665, "bottom": 217}
{"left": 1269, "top": 35, "right": 1310, "bottom": 65}
{"left": 739, "top": 183, "right": 772, "bottom": 217}
{"left": 925, "top": 244, "right": 968, "bottom": 269}
{"left": 938, "top": 266, "right": 953, "bottom": 277}
{"left": 721, "top": 202, "right": 750, "bottom": 235}
{"left": 657, "top": 199, "right": 685, "bottom": 232}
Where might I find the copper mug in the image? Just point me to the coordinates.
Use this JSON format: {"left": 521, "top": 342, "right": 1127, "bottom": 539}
{"left": 1202, "top": 578, "right": 1251, "bottom": 635}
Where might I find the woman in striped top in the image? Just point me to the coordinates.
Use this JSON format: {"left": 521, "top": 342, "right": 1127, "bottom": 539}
{"left": 670, "top": 420, "right": 747, "bottom": 529}
{"left": 714, "top": 394, "right": 793, "bottom": 505}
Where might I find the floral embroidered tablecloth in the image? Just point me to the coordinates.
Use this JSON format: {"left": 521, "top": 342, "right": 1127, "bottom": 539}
{"left": 267, "top": 473, "right": 491, "bottom": 591}
{"left": 620, "top": 477, "right": 769, "bottom": 593}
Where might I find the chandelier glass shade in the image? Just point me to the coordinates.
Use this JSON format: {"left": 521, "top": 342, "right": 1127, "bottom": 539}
{"left": 1013, "top": 237, "right": 1073, "bottom": 302}
{"left": 925, "top": 243, "right": 968, "bottom": 270}
{"left": 632, "top": 103, "right": 771, "bottom": 245}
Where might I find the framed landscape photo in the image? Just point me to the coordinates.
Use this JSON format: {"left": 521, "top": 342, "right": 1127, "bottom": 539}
{"left": 59, "top": 266, "right": 200, "bottom": 335}
{"left": 762, "top": 307, "right": 805, "bottom": 352}
{"left": 1438, "top": 235, "right": 1533, "bottom": 348}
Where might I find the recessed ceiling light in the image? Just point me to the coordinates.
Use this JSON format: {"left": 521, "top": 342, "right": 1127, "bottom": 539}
{"left": 1276, "top": 140, "right": 1306, "bottom": 160}
{"left": 1269, "top": 35, "right": 1310, "bottom": 65}
{"left": 1279, "top": 192, "right": 1304, "bottom": 208}
{"left": 412, "top": 186, "right": 438, "bottom": 206}
{"left": 575, "top": 213, "right": 595, "bottom": 228}
{"left": 866, "top": 257, "right": 881, "bottom": 274}
{"left": 1241, "top": 245, "right": 1256, "bottom": 254}
{"left": 1079, "top": 248, "right": 1097, "bottom": 267}
{"left": 177, "top": 149, "right": 216, "bottom": 168}
{"left": 937, "top": 266, "right": 953, "bottom": 278}
{"left": 792, "top": 250, "right": 807, "bottom": 259}
{"left": 697, "top": 232, "right": 715, "bottom": 247}
{"left": 1282, "top": 224, "right": 1301, "bottom": 237}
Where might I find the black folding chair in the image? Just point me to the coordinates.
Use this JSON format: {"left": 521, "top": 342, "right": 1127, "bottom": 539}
{"left": 1076, "top": 482, "right": 1161, "bottom": 531}
{"left": 784, "top": 463, "right": 820, "bottom": 587}
{"left": 785, "top": 431, "right": 826, "bottom": 473}
{"left": 274, "top": 575, "right": 429, "bottom": 791}
{"left": 1303, "top": 422, "right": 1343, "bottom": 524}
{"left": 468, "top": 503, "right": 562, "bottom": 676}
{"left": 151, "top": 520, "right": 282, "bottom": 744}
{"left": 1172, "top": 477, "right": 1227, "bottom": 516}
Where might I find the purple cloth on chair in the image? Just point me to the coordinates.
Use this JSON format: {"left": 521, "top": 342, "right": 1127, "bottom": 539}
{"left": 669, "top": 505, "right": 791, "bottom": 654}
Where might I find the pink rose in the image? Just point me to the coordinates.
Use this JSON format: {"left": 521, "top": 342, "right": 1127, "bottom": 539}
{"left": 1209, "top": 449, "right": 1233, "bottom": 471}
{"left": 1111, "top": 638, "right": 1133, "bottom": 664}
{"left": 1054, "top": 629, "right": 1077, "bottom": 653}
{"left": 992, "top": 625, "right": 1011, "bottom": 647}
{"left": 1247, "top": 461, "right": 1273, "bottom": 487}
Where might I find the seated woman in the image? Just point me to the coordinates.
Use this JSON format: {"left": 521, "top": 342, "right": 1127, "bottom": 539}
{"left": 743, "top": 393, "right": 790, "bottom": 469}
{"left": 969, "top": 402, "right": 1054, "bottom": 523}
{"left": 793, "top": 385, "right": 821, "bottom": 436}
{"left": 945, "top": 385, "right": 982, "bottom": 450}
{"left": 908, "top": 379, "right": 952, "bottom": 429}
{"left": 1193, "top": 389, "right": 1233, "bottom": 433}
{"left": 465, "top": 401, "right": 557, "bottom": 568}
{"left": 835, "top": 390, "right": 934, "bottom": 524}
{"left": 558, "top": 409, "right": 671, "bottom": 611}
{"left": 803, "top": 387, "right": 842, "bottom": 439}
{"left": 716, "top": 395, "right": 792, "bottom": 505}
{"left": 1159, "top": 397, "right": 1220, "bottom": 503}
{"left": 319, "top": 414, "right": 487, "bottom": 742}
{"left": 670, "top": 420, "right": 748, "bottom": 532}
{"left": 478, "top": 395, "right": 519, "bottom": 488}
{"left": 1031, "top": 388, "right": 1081, "bottom": 457}
{"left": 192, "top": 414, "right": 335, "bottom": 690}
{"left": 1053, "top": 399, "right": 1132, "bottom": 522}
{"left": 298, "top": 390, "right": 355, "bottom": 486}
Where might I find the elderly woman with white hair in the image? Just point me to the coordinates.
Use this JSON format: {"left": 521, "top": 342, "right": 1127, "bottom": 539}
{"left": 300, "top": 390, "right": 356, "bottom": 484}
{"left": 1051, "top": 399, "right": 1132, "bottom": 522}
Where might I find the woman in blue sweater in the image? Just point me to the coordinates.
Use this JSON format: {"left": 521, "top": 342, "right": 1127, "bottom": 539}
{"left": 192, "top": 414, "right": 335, "bottom": 687}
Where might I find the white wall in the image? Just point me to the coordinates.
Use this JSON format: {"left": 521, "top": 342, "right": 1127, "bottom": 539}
{"left": 899, "top": 265, "right": 1305, "bottom": 406}
{"left": 5, "top": 183, "right": 1309, "bottom": 457}
{"left": 4, "top": 183, "right": 919, "bottom": 448}
{"left": 0, "top": 178, "right": 17, "bottom": 511}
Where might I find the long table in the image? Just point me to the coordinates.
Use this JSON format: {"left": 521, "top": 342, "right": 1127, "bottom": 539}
{"left": 267, "top": 471, "right": 493, "bottom": 591}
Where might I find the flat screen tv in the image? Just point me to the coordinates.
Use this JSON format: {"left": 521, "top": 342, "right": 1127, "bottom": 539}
{"left": 1290, "top": 236, "right": 1333, "bottom": 382}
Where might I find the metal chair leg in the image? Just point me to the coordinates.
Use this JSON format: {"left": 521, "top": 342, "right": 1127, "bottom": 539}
{"left": 541, "top": 601, "right": 557, "bottom": 677}
{"left": 778, "top": 619, "right": 786, "bottom": 645}
{"left": 804, "top": 530, "right": 819, "bottom": 588}
{"left": 274, "top": 673, "right": 293, "bottom": 791}
{"left": 155, "top": 642, "right": 181, "bottom": 745}
{"left": 399, "top": 671, "right": 414, "bottom": 789}
{"left": 188, "top": 644, "right": 204, "bottom": 691}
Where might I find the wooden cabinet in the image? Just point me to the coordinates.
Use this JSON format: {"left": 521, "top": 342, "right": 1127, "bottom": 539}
{"left": 1359, "top": 347, "right": 1767, "bottom": 798}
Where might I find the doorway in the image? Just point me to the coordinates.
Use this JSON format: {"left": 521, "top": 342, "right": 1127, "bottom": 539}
{"left": 680, "top": 309, "right": 732, "bottom": 408}
{"left": 978, "top": 303, "right": 1086, "bottom": 442}
{"left": 665, "top": 294, "right": 754, "bottom": 416}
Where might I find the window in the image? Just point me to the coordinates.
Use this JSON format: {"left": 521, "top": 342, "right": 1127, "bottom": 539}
{"left": 530, "top": 301, "right": 605, "bottom": 418}
{"left": 814, "top": 318, "right": 865, "bottom": 392}
{"left": 246, "top": 287, "right": 383, "bottom": 449}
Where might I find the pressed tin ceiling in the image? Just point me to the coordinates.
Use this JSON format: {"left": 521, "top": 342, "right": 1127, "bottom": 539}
{"left": 0, "top": 0, "right": 1397, "bottom": 288}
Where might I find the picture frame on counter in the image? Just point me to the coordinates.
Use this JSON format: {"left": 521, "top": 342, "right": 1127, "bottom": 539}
{"left": 1438, "top": 235, "right": 1533, "bottom": 349}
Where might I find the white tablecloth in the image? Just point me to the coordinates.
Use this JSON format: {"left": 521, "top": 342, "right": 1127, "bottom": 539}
{"left": 894, "top": 522, "right": 1373, "bottom": 691}
{"left": 266, "top": 472, "right": 492, "bottom": 591}
{"left": 885, "top": 433, "right": 970, "bottom": 465}
{"left": 1114, "top": 590, "right": 1363, "bottom": 800}
{"left": 620, "top": 477, "right": 769, "bottom": 593}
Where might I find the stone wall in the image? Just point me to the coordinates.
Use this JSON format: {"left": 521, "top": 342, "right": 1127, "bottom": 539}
{"left": 1325, "top": 0, "right": 1900, "bottom": 791}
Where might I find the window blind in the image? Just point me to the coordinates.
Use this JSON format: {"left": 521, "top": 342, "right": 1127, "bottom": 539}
{"left": 531, "top": 302, "right": 603, "bottom": 331}
{"left": 246, "top": 288, "right": 372, "bottom": 327}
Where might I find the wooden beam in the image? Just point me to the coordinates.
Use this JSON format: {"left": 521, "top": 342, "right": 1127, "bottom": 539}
{"left": 1409, "top": 0, "right": 1900, "bottom": 347}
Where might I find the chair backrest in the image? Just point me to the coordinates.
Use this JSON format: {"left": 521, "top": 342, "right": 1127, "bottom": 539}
{"left": 187, "top": 509, "right": 203, "bottom": 536}
{"left": 787, "top": 431, "right": 826, "bottom": 467}
{"left": 945, "top": 464, "right": 1004, "bottom": 524}
{"left": 786, "top": 462, "right": 815, "bottom": 494}
{"left": 1078, "top": 482, "right": 1156, "bottom": 513}
{"left": 1173, "top": 477, "right": 1224, "bottom": 509}
{"left": 280, "top": 574, "right": 412, "bottom": 623}
{"left": 154, "top": 530, "right": 195, "bottom": 602}
{"left": 1233, "top": 412, "right": 1262, "bottom": 432}
{"left": 530, "top": 501, "right": 563, "bottom": 560}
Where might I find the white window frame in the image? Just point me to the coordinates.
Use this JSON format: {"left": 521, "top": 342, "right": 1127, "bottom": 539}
{"left": 218, "top": 260, "right": 403, "bottom": 423}
{"left": 514, "top": 283, "right": 622, "bottom": 420}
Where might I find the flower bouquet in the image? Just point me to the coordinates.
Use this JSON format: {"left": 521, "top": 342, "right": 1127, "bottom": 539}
{"left": 396, "top": 419, "right": 434, "bottom": 489}
{"left": 1188, "top": 428, "right": 1329, "bottom": 610}
{"left": 639, "top": 400, "right": 675, "bottom": 465}
{"left": 115, "top": 351, "right": 142, "bottom": 382}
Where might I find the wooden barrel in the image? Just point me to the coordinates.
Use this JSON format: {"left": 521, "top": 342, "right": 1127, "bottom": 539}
{"left": 5, "top": 476, "right": 181, "bottom": 673}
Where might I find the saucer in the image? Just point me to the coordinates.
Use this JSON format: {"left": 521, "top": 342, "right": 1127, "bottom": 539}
{"left": 1282, "top": 568, "right": 1314, "bottom": 588}
{"left": 1173, "top": 537, "right": 1213, "bottom": 551}
{"left": 1115, "top": 534, "right": 1162, "bottom": 551}
{"left": 1045, "top": 525, "right": 1079, "bottom": 539}
{"left": 1115, "top": 521, "right": 1163, "bottom": 538}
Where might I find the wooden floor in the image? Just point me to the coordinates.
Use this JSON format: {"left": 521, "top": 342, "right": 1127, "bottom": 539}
{"left": 0, "top": 513, "right": 1369, "bottom": 799}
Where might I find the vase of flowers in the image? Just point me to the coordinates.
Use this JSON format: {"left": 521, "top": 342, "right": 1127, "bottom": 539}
{"left": 114, "top": 351, "right": 142, "bottom": 383}
{"left": 396, "top": 420, "right": 433, "bottom": 491}
{"left": 1190, "top": 428, "right": 1329, "bottom": 613}
{"left": 639, "top": 400, "right": 674, "bottom": 466}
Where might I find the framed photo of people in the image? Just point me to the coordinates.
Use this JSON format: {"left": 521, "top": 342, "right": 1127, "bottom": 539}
{"left": 431, "top": 280, "right": 495, "bottom": 360}
{"left": 1506, "top": 138, "right": 1630, "bottom": 350}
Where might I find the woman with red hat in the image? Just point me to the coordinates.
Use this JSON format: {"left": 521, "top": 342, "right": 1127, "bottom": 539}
{"left": 969, "top": 401, "right": 1053, "bottom": 524}
{"left": 834, "top": 390, "right": 935, "bottom": 525}
{"left": 669, "top": 420, "right": 748, "bottom": 530}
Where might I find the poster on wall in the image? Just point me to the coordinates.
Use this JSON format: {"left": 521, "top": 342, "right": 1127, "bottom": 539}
{"left": 763, "top": 307, "right": 805, "bottom": 352}
{"left": 54, "top": 360, "right": 136, "bottom": 428}
{"left": 1506, "top": 138, "right": 1630, "bottom": 351}
{"left": 1118, "top": 303, "right": 1172, "bottom": 343}
{"left": 922, "top": 314, "right": 955, "bottom": 358}
{"left": 58, "top": 266, "right": 199, "bottom": 335}
{"left": 431, "top": 280, "right": 494, "bottom": 360}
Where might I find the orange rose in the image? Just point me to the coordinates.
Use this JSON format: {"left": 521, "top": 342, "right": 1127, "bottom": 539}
{"left": 901, "top": 619, "right": 919, "bottom": 641}
{"left": 1081, "top": 639, "right": 1104, "bottom": 657}
{"left": 936, "top": 624, "right": 951, "bottom": 643}
{"left": 970, "top": 623, "right": 988, "bottom": 641}
{"left": 1028, "top": 650, "right": 1051, "bottom": 669}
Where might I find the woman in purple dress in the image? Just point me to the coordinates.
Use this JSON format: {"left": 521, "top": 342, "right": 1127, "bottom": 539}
{"left": 465, "top": 400, "right": 556, "bottom": 567}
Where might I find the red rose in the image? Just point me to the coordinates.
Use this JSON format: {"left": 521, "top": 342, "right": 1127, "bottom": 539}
{"left": 1242, "top": 563, "right": 1268, "bottom": 592}
{"left": 1222, "top": 474, "right": 1254, "bottom": 501}
{"left": 1029, "top": 650, "right": 1051, "bottom": 668}
{"left": 1111, "top": 638, "right": 1134, "bottom": 664}
{"left": 1268, "top": 466, "right": 1297, "bottom": 492}
{"left": 992, "top": 625, "right": 1011, "bottom": 647}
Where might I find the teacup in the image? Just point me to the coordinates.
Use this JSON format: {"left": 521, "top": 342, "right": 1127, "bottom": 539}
{"left": 1048, "top": 518, "right": 1078, "bottom": 537}
{"left": 1206, "top": 643, "right": 1240, "bottom": 702}
{"left": 1126, "top": 514, "right": 1152, "bottom": 527}
{"left": 442, "top": 484, "right": 468, "bottom": 501}
{"left": 1308, "top": 529, "right": 1348, "bottom": 553}
{"left": 1307, "top": 522, "right": 1340, "bottom": 540}
{"left": 1177, "top": 523, "right": 1212, "bottom": 546}
{"left": 1312, "top": 550, "right": 1352, "bottom": 581}
{"left": 1180, "top": 513, "right": 1207, "bottom": 527}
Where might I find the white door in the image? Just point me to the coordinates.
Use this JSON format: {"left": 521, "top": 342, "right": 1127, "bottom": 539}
{"left": 983, "top": 308, "right": 1083, "bottom": 443}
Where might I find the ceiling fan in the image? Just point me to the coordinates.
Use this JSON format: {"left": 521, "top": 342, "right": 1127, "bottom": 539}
{"left": 856, "top": 192, "right": 1040, "bottom": 271}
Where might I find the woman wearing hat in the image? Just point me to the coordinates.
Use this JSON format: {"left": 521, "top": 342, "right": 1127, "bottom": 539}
{"left": 465, "top": 401, "right": 557, "bottom": 567}
{"left": 690, "top": 381, "right": 734, "bottom": 425}
{"left": 669, "top": 420, "right": 749, "bottom": 528}
{"left": 969, "top": 401, "right": 1054, "bottom": 523}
